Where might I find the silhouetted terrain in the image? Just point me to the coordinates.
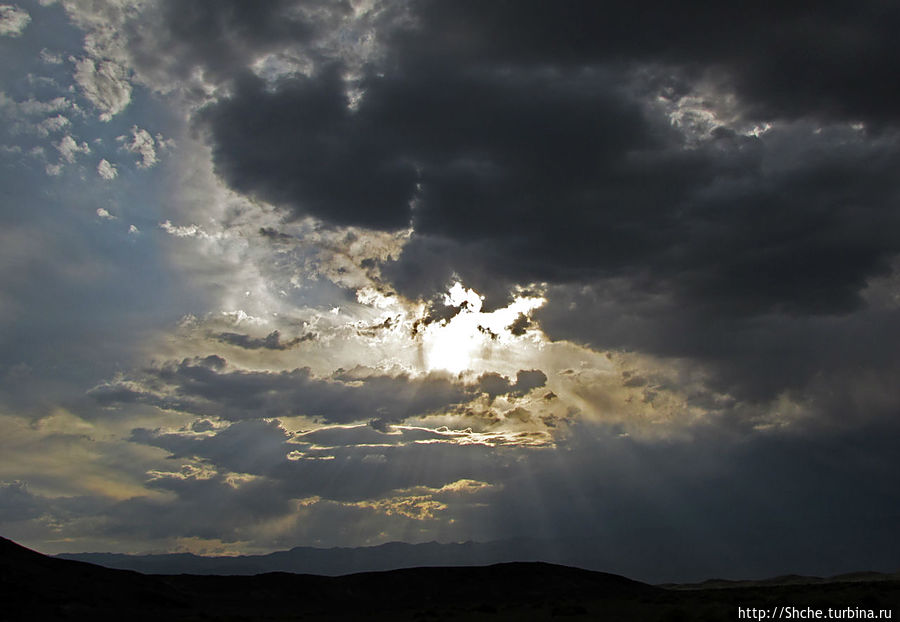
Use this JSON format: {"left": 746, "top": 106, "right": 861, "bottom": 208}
{"left": 57, "top": 539, "right": 900, "bottom": 586}
{"left": 3, "top": 536, "right": 899, "bottom": 621}
{"left": 56, "top": 539, "right": 551, "bottom": 576}
{"left": 58, "top": 537, "right": 692, "bottom": 578}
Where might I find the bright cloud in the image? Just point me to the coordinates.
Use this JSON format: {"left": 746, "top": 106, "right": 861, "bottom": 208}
{"left": 97, "top": 158, "right": 117, "bottom": 179}
{"left": 119, "top": 126, "right": 158, "bottom": 167}
{"left": 73, "top": 56, "right": 131, "bottom": 121}
{"left": 0, "top": 4, "right": 30, "bottom": 37}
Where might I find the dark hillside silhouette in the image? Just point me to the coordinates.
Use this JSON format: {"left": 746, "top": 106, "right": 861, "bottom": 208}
{"left": 3, "top": 536, "right": 898, "bottom": 621}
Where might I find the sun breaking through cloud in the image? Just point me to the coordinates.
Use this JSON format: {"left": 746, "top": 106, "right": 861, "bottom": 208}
{"left": 1, "top": 0, "right": 899, "bottom": 582}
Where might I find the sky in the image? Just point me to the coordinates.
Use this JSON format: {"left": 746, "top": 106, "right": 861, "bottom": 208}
{"left": 1, "top": 0, "right": 899, "bottom": 582}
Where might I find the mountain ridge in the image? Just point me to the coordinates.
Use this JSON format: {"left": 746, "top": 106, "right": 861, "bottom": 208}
{"left": 4, "top": 535, "right": 900, "bottom": 621}
{"left": 55, "top": 537, "right": 900, "bottom": 586}
{"left": 55, "top": 537, "right": 571, "bottom": 576}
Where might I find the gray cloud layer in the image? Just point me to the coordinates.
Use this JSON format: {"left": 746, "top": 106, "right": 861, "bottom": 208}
{"left": 91, "top": 356, "right": 465, "bottom": 423}
{"left": 90, "top": 356, "right": 548, "bottom": 425}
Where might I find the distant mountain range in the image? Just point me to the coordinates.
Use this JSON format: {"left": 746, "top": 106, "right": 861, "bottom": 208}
{"left": 56, "top": 537, "right": 570, "bottom": 576}
{"left": 4, "top": 535, "right": 899, "bottom": 622}
{"left": 0, "top": 535, "right": 657, "bottom": 621}
{"left": 57, "top": 537, "right": 900, "bottom": 587}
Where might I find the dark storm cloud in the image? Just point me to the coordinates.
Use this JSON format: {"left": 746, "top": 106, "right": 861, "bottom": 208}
{"left": 190, "top": 0, "right": 900, "bottom": 405}
{"left": 198, "top": 7, "right": 900, "bottom": 316}
{"left": 26, "top": 0, "right": 889, "bottom": 414}
{"left": 539, "top": 285, "right": 900, "bottom": 403}
{"left": 132, "top": 419, "right": 292, "bottom": 477}
{"left": 200, "top": 68, "right": 420, "bottom": 229}
{"left": 477, "top": 369, "right": 547, "bottom": 400}
{"left": 125, "top": 0, "right": 349, "bottom": 85}
{"left": 506, "top": 314, "right": 530, "bottom": 336}
{"left": 90, "top": 356, "right": 475, "bottom": 423}
{"left": 395, "top": 1, "right": 900, "bottom": 124}
{"left": 151, "top": 0, "right": 900, "bottom": 302}
{"left": 201, "top": 61, "right": 673, "bottom": 251}
{"left": 385, "top": 118, "right": 900, "bottom": 319}
{"left": 159, "top": 1, "right": 900, "bottom": 123}
{"left": 215, "top": 330, "right": 315, "bottom": 350}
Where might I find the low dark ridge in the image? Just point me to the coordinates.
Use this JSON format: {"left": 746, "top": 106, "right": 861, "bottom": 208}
{"left": 4, "top": 536, "right": 899, "bottom": 621}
